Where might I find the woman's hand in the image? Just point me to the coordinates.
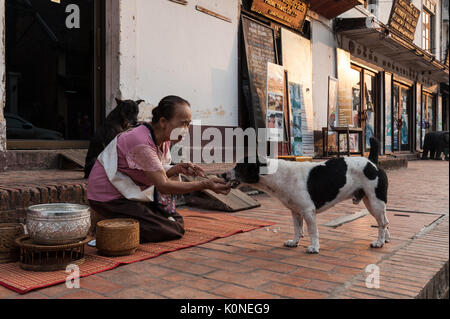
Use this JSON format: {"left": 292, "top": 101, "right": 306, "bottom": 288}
{"left": 175, "top": 163, "right": 206, "bottom": 178}
{"left": 202, "top": 178, "right": 232, "bottom": 195}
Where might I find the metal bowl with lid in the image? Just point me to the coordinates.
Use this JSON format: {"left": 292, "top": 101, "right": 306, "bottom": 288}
{"left": 26, "top": 204, "right": 91, "bottom": 245}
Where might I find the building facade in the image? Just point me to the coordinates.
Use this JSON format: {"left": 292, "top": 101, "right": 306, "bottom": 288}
{"left": 0, "top": 0, "right": 448, "bottom": 168}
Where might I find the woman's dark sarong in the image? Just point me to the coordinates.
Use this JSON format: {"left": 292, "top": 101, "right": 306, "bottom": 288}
{"left": 88, "top": 198, "right": 185, "bottom": 243}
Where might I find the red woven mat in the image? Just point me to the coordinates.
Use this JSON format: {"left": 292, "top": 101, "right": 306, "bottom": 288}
{"left": 0, "top": 210, "right": 275, "bottom": 294}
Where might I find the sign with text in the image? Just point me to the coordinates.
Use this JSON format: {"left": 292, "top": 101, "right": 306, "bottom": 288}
{"left": 251, "top": 0, "right": 308, "bottom": 32}
{"left": 242, "top": 16, "right": 278, "bottom": 129}
{"left": 388, "top": 0, "right": 420, "bottom": 42}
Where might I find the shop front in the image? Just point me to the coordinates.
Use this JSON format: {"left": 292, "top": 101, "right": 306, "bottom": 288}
{"left": 335, "top": 15, "right": 449, "bottom": 156}
{"left": 239, "top": 0, "right": 363, "bottom": 158}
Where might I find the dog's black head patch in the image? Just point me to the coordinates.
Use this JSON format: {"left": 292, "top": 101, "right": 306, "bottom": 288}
{"left": 235, "top": 160, "right": 260, "bottom": 184}
{"left": 113, "top": 98, "right": 143, "bottom": 128}
{"left": 222, "top": 157, "right": 261, "bottom": 187}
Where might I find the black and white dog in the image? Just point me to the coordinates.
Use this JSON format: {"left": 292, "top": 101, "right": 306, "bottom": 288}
{"left": 227, "top": 138, "right": 389, "bottom": 254}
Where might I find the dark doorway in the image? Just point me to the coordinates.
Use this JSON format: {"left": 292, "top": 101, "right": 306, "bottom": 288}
{"left": 5, "top": 0, "right": 104, "bottom": 148}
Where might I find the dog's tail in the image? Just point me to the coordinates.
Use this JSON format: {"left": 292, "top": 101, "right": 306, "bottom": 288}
{"left": 368, "top": 137, "right": 380, "bottom": 165}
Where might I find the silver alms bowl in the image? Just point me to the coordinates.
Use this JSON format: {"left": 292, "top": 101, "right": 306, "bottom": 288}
{"left": 26, "top": 204, "right": 91, "bottom": 245}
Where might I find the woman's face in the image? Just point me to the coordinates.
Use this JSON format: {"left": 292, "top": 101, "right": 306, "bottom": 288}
{"left": 159, "top": 103, "right": 192, "bottom": 143}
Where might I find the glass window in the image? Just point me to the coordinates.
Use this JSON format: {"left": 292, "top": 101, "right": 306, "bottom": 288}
{"left": 422, "top": 9, "right": 433, "bottom": 52}
{"left": 5, "top": 0, "right": 97, "bottom": 141}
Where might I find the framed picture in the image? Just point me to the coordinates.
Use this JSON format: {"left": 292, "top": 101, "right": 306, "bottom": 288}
{"left": 328, "top": 76, "right": 338, "bottom": 130}
{"left": 266, "top": 62, "right": 285, "bottom": 142}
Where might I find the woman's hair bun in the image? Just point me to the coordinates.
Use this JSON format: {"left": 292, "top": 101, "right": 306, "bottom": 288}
{"left": 152, "top": 96, "right": 190, "bottom": 125}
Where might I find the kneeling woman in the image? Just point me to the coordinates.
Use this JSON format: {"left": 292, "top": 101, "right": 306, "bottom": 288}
{"left": 87, "top": 96, "right": 231, "bottom": 243}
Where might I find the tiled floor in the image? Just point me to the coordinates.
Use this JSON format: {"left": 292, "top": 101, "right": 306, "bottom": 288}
{"left": 0, "top": 160, "right": 448, "bottom": 299}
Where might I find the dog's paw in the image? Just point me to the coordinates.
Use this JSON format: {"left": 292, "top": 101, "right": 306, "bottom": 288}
{"left": 384, "top": 230, "right": 391, "bottom": 243}
{"left": 307, "top": 246, "right": 320, "bottom": 254}
{"left": 284, "top": 240, "right": 299, "bottom": 248}
{"left": 370, "top": 241, "right": 384, "bottom": 248}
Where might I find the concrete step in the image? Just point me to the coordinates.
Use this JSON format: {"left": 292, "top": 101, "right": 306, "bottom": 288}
{"left": 0, "top": 170, "right": 87, "bottom": 223}
{"left": 0, "top": 150, "right": 62, "bottom": 172}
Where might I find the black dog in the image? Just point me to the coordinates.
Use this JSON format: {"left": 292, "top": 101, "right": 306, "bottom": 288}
{"left": 84, "top": 99, "right": 143, "bottom": 178}
{"left": 422, "top": 131, "right": 449, "bottom": 160}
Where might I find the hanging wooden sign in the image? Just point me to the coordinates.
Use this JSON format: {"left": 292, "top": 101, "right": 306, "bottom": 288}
{"left": 388, "top": 0, "right": 420, "bottom": 42}
{"left": 251, "top": 0, "right": 309, "bottom": 32}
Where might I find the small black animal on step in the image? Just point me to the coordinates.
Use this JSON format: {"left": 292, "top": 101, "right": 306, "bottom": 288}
{"left": 422, "top": 131, "right": 449, "bottom": 160}
{"left": 84, "top": 99, "right": 144, "bottom": 178}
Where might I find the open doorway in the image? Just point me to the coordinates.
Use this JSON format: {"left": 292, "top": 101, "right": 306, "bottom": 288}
{"left": 5, "top": 0, "right": 104, "bottom": 149}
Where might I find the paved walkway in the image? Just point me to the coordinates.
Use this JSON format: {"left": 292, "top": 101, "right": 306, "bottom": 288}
{"left": 0, "top": 160, "right": 448, "bottom": 299}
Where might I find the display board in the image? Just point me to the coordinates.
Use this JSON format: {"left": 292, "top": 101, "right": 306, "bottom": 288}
{"left": 388, "top": 0, "right": 420, "bottom": 42}
{"left": 266, "top": 62, "right": 285, "bottom": 142}
{"left": 281, "top": 28, "right": 314, "bottom": 157}
{"left": 250, "top": 0, "right": 308, "bottom": 32}
{"left": 242, "top": 16, "right": 278, "bottom": 129}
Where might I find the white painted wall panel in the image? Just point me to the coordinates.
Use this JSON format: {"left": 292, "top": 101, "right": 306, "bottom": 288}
{"left": 311, "top": 19, "right": 336, "bottom": 131}
{"left": 132, "top": 0, "right": 239, "bottom": 127}
{"left": 281, "top": 28, "right": 314, "bottom": 157}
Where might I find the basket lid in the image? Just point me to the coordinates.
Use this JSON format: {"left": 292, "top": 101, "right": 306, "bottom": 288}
{"left": 97, "top": 219, "right": 139, "bottom": 229}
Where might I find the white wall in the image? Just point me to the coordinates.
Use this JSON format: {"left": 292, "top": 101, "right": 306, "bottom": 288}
{"left": 311, "top": 18, "right": 337, "bottom": 131}
{"left": 123, "top": 0, "right": 239, "bottom": 127}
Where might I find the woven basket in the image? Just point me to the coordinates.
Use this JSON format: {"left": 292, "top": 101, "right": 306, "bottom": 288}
{"left": 16, "top": 235, "right": 90, "bottom": 272}
{"left": 96, "top": 219, "right": 140, "bottom": 257}
{"left": 0, "top": 223, "right": 25, "bottom": 264}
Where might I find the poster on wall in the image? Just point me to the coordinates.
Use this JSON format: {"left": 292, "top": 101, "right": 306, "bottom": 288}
{"left": 385, "top": 73, "right": 392, "bottom": 153}
{"left": 416, "top": 84, "right": 422, "bottom": 151}
{"left": 401, "top": 97, "right": 409, "bottom": 147}
{"left": 267, "top": 62, "right": 285, "bottom": 142}
{"left": 328, "top": 77, "right": 338, "bottom": 131}
{"left": 289, "top": 82, "right": 303, "bottom": 156}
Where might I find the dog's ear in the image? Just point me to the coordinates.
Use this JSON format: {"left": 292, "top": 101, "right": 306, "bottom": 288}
{"left": 115, "top": 98, "right": 123, "bottom": 105}
{"left": 135, "top": 100, "right": 145, "bottom": 106}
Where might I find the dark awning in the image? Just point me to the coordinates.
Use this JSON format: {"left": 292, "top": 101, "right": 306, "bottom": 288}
{"left": 335, "top": 18, "right": 449, "bottom": 84}
{"left": 309, "top": 0, "right": 364, "bottom": 19}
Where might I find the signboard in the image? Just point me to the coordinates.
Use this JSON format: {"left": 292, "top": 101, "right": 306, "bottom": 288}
{"left": 266, "top": 62, "right": 285, "bottom": 142}
{"left": 251, "top": 0, "right": 308, "bottom": 32}
{"left": 242, "top": 16, "right": 278, "bottom": 129}
{"left": 337, "top": 48, "right": 353, "bottom": 127}
{"left": 388, "top": 0, "right": 420, "bottom": 42}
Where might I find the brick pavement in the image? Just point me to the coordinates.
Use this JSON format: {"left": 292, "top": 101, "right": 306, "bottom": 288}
{"left": 0, "top": 160, "right": 448, "bottom": 299}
